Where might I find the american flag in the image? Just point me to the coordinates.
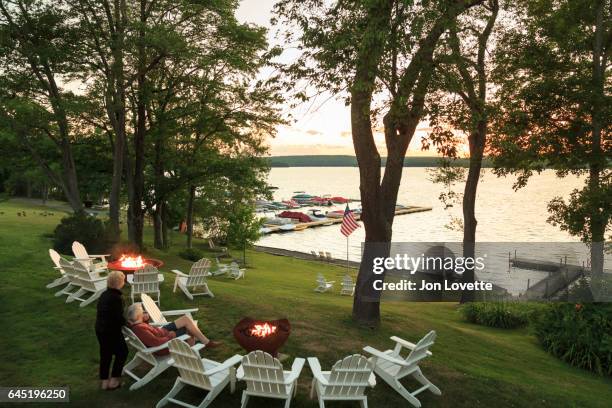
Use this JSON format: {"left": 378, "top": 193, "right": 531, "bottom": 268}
{"left": 340, "top": 204, "right": 360, "bottom": 237}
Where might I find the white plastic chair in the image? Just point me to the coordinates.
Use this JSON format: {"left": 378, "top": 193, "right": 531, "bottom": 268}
{"left": 64, "top": 259, "right": 107, "bottom": 307}
{"left": 341, "top": 275, "right": 356, "bottom": 296}
{"left": 130, "top": 264, "right": 161, "bottom": 305}
{"left": 140, "top": 293, "right": 198, "bottom": 326}
{"left": 156, "top": 338, "right": 242, "bottom": 408}
{"left": 123, "top": 327, "right": 192, "bottom": 391}
{"left": 363, "top": 331, "right": 441, "bottom": 407}
{"left": 171, "top": 258, "right": 214, "bottom": 300}
{"left": 47, "top": 249, "right": 71, "bottom": 289}
{"left": 237, "top": 350, "right": 305, "bottom": 408}
{"left": 308, "top": 354, "right": 376, "bottom": 408}
{"left": 314, "top": 273, "right": 335, "bottom": 293}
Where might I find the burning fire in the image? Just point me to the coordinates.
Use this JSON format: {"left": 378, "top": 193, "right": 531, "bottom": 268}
{"left": 119, "top": 255, "right": 144, "bottom": 268}
{"left": 250, "top": 323, "right": 277, "bottom": 338}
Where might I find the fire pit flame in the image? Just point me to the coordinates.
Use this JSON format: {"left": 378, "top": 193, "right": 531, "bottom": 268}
{"left": 119, "top": 255, "right": 144, "bottom": 269}
{"left": 250, "top": 323, "right": 277, "bottom": 338}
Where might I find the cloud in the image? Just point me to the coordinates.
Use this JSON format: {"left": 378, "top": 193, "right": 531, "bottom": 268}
{"left": 305, "top": 129, "right": 323, "bottom": 136}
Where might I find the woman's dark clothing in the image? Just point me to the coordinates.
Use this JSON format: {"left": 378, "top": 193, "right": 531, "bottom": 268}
{"left": 95, "top": 288, "right": 128, "bottom": 380}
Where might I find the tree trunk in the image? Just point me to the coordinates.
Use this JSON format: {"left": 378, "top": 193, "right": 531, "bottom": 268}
{"left": 153, "top": 201, "right": 164, "bottom": 249}
{"left": 460, "top": 123, "right": 486, "bottom": 303}
{"left": 161, "top": 201, "right": 169, "bottom": 249}
{"left": 186, "top": 185, "right": 196, "bottom": 249}
{"left": 107, "top": 0, "right": 127, "bottom": 242}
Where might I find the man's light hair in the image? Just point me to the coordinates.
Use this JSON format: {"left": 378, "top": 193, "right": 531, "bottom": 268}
{"left": 126, "top": 303, "right": 143, "bottom": 324}
{"left": 107, "top": 270, "right": 125, "bottom": 289}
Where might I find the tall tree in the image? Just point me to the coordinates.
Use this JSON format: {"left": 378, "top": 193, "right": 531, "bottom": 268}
{"left": 0, "top": 0, "right": 83, "bottom": 210}
{"left": 491, "top": 0, "right": 611, "bottom": 276}
{"left": 277, "top": 0, "right": 482, "bottom": 326}
{"left": 425, "top": 0, "right": 499, "bottom": 302}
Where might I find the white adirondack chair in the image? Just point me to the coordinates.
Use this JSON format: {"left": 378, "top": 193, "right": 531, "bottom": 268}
{"left": 310, "top": 250, "right": 318, "bottom": 259}
{"left": 308, "top": 354, "right": 376, "bottom": 408}
{"left": 171, "top": 258, "right": 214, "bottom": 300}
{"left": 71, "top": 241, "right": 109, "bottom": 272}
{"left": 363, "top": 331, "right": 441, "bottom": 408}
{"left": 314, "top": 273, "right": 334, "bottom": 293}
{"left": 123, "top": 327, "right": 192, "bottom": 391}
{"left": 341, "top": 275, "right": 356, "bottom": 296}
{"left": 237, "top": 350, "right": 305, "bottom": 408}
{"left": 130, "top": 264, "right": 161, "bottom": 305}
{"left": 54, "top": 257, "right": 82, "bottom": 298}
{"left": 156, "top": 339, "right": 242, "bottom": 408}
{"left": 325, "top": 252, "right": 333, "bottom": 261}
{"left": 227, "top": 262, "right": 245, "bottom": 280}
{"left": 211, "top": 258, "right": 230, "bottom": 276}
{"left": 64, "top": 260, "right": 107, "bottom": 307}
{"left": 47, "top": 249, "right": 71, "bottom": 289}
{"left": 140, "top": 293, "right": 198, "bottom": 326}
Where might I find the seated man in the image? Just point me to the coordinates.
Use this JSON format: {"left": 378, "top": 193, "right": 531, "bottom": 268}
{"left": 126, "top": 303, "right": 221, "bottom": 355}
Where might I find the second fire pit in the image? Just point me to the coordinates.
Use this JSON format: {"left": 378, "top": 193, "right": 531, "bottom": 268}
{"left": 233, "top": 317, "right": 291, "bottom": 357}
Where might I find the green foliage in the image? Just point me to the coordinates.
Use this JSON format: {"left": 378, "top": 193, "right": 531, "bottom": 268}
{"left": 460, "top": 302, "right": 541, "bottom": 329}
{"left": 178, "top": 247, "right": 205, "bottom": 262}
{"left": 532, "top": 303, "right": 612, "bottom": 376}
{"left": 52, "top": 211, "right": 107, "bottom": 255}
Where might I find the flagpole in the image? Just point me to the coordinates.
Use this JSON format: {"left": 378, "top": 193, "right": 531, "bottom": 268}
{"left": 347, "top": 235, "right": 350, "bottom": 275}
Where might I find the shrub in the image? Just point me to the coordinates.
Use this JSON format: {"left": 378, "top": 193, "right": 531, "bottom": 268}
{"left": 460, "top": 302, "right": 533, "bottom": 329}
{"left": 52, "top": 211, "right": 108, "bottom": 255}
{"left": 532, "top": 303, "right": 612, "bottom": 376}
{"left": 178, "top": 248, "right": 205, "bottom": 262}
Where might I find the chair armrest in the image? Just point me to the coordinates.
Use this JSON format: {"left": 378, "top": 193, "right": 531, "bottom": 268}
{"left": 145, "top": 334, "right": 190, "bottom": 353}
{"left": 204, "top": 354, "right": 243, "bottom": 376}
{"left": 171, "top": 269, "right": 188, "bottom": 277}
{"left": 307, "top": 357, "right": 328, "bottom": 386}
{"left": 285, "top": 357, "right": 306, "bottom": 384}
{"left": 368, "top": 372, "right": 376, "bottom": 387}
{"left": 73, "top": 257, "right": 92, "bottom": 262}
{"left": 327, "top": 281, "right": 335, "bottom": 284}
{"left": 363, "top": 346, "right": 408, "bottom": 366}
{"left": 161, "top": 308, "right": 198, "bottom": 317}
{"left": 89, "top": 254, "right": 110, "bottom": 258}
{"left": 390, "top": 336, "right": 432, "bottom": 356}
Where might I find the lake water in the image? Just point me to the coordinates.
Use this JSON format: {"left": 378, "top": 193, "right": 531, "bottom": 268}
{"left": 257, "top": 167, "right": 609, "bottom": 296}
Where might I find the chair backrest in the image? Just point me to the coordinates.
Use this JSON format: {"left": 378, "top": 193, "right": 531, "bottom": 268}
{"left": 168, "top": 338, "right": 211, "bottom": 389}
{"left": 401, "top": 330, "right": 436, "bottom": 373}
{"left": 342, "top": 275, "right": 353, "bottom": 287}
{"left": 241, "top": 350, "right": 287, "bottom": 397}
{"left": 72, "top": 241, "right": 89, "bottom": 259}
{"left": 324, "top": 354, "right": 373, "bottom": 397}
{"left": 49, "top": 249, "right": 63, "bottom": 270}
{"left": 316, "top": 273, "right": 326, "bottom": 284}
{"left": 186, "top": 258, "right": 210, "bottom": 287}
{"left": 141, "top": 293, "right": 166, "bottom": 324}
{"left": 132, "top": 264, "right": 160, "bottom": 294}
{"left": 208, "top": 240, "right": 215, "bottom": 249}
{"left": 58, "top": 257, "right": 76, "bottom": 279}
{"left": 122, "top": 327, "right": 158, "bottom": 366}
{"left": 71, "top": 260, "right": 99, "bottom": 290}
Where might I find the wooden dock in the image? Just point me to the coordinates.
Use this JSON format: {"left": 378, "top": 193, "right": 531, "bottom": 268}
{"left": 262, "top": 206, "right": 432, "bottom": 234}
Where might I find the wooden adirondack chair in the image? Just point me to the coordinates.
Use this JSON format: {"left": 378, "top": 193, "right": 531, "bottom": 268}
{"left": 208, "top": 239, "right": 228, "bottom": 256}
{"left": 325, "top": 252, "right": 333, "bottom": 261}
{"left": 308, "top": 354, "right": 376, "bottom": 408}
{"left": 156, "top": 339, "right": 242, "bottom": 408}
{"left": 210, "top": 258, "right": 230, "bottom": 276}
{"left": 54, "top": 257, "right": 82, "bottom": 298}
{"left": 227, "top": 262, "right": 245, "bottom": 280}
{"left": 123, "top": 327, "right": 192, "bottom": 391}
{"left": 363, "top": 331, "right": 441, "bottom": 408}
{"left": 64, "top": 259, "right": 107, "bottom": 307}
{"left": 314, "top": 273, "right": 334, "bottom": 293}
{"left": 237, "top": 350, "right": 305, "bottom": 408}
{"left": 340, "top": 275, "right": 356, "bottom": 296}
{"left": 47, "top": 249, "right": 71, "bottom": 289}
{"left": 171, "top": 258, "right": 214, "bottom": 300}
{"left": 71, "top": 241, "right": 109, "bottom": 272}
{"left": 140, "top": 293, "right": 198, "bottom": 326}
{"left": 130, "top": 264, "right": 161, "bottom": 305}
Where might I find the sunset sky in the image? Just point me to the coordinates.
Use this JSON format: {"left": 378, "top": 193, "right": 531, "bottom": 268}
{"left": 236, "top": 0, "right": 434, "bottom": 157}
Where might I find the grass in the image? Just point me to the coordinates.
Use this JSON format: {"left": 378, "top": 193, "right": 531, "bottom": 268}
{"left": 0, "top": 198, "right": 610, "bottom": 407}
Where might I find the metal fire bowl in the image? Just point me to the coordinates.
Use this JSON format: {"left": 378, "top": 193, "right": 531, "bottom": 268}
{"left": 233, "top": 317, "right": 291, "bottom": 356}
{"left": 107, "top": 258, "right": 164, "bottom": 273}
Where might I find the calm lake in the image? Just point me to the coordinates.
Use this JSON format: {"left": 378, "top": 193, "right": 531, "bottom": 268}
{"left": 257, "top": 167, "right": 609, "bottom": 296}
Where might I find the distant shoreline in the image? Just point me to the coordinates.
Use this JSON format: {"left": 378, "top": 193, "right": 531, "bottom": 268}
{"left": 268, "top": 155, "right": 493, "bottom": 168}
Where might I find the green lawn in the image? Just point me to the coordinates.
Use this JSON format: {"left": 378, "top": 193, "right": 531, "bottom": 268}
{"left": 0, "top": 199, "right": 610, "bottom": 407}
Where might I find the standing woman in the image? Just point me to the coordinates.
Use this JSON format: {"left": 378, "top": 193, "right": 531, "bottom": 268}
{"left": 95, "top": 271, "right": 128, "bottom": 390}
